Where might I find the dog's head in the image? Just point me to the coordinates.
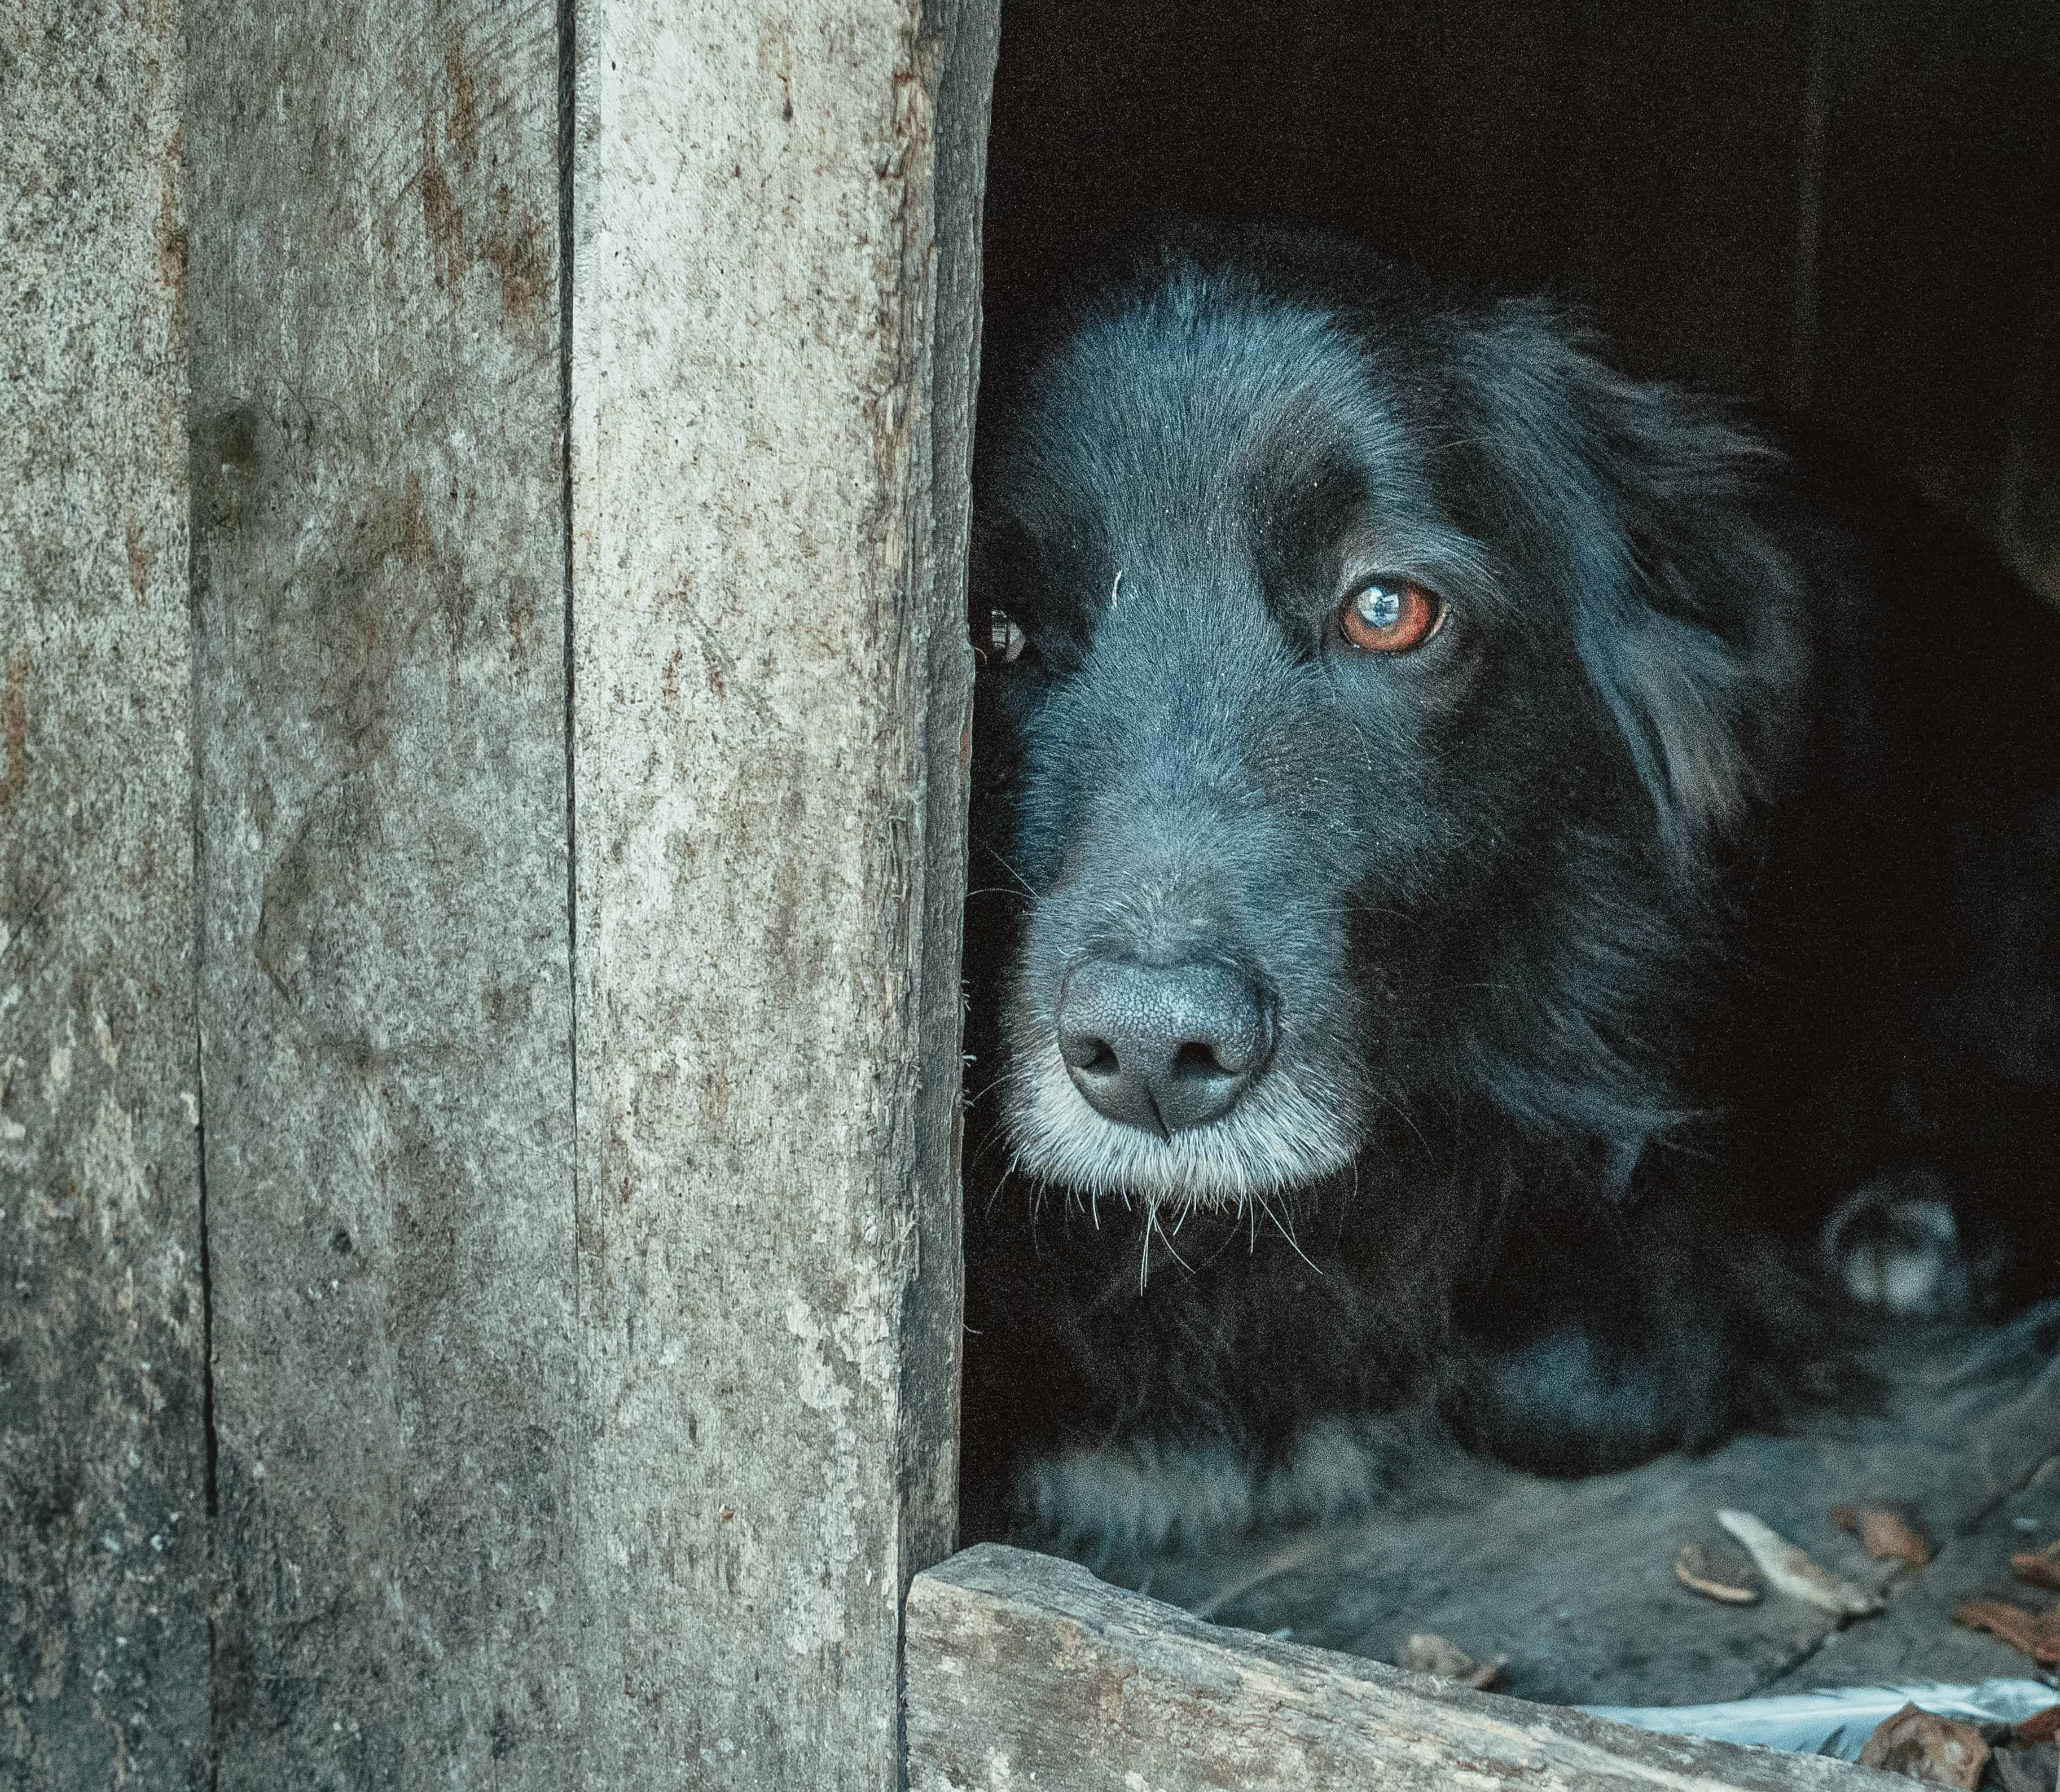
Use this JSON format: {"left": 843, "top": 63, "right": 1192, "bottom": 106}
{"left": 968, "top": 224, "right": 1809, "bottom": 1212}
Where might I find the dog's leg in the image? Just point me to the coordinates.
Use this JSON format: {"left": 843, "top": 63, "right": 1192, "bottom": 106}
{"left": 1448, "top": 1196, "right": 1856, "bottom": 1476}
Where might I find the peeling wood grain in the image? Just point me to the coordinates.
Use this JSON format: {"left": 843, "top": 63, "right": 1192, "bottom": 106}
{"left": 0, "top": 2, "right": 210, "bottom": 1785}
{"left": 567, "top": 1, "right": 991, "bottom": 1784}
{"left": 906, "top": 1546, "right": 1908, "bottom": 1792}
{"left": 186, "top": 4, "right": 579, "bottom": 1785}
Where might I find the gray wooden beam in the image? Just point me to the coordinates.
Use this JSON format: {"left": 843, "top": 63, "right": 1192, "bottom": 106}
{"left": 186, "top": 3, "right": 579, "bottom": 1784}
{"left": 906, "top": 0, "right": 1001, "bottom": 1636}
{"left": 1, "top": 1, "right": 210, "bottom": 1785}
{"left": 907, "top": 1545, "right": 1906, "bottom": 1792}
{"left": 566, "top": 0, "right": 992, "bottom": 1783}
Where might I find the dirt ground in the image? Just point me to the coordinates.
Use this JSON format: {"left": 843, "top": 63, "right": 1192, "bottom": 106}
{"left": 1110, "top": 1310, "right": 2060, "bottom": 1711}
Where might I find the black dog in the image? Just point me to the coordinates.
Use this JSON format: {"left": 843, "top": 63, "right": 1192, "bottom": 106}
{"left": 959, "top": 219, "right": 2060, "bottom": 1562}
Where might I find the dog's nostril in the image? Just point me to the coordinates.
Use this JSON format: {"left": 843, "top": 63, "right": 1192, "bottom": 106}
{"left": 1055, "top": 957, "right": 1274, "bottom": 1136}
{"left": 1061, "top": 1031, "right": 1121, "bottom": 1076}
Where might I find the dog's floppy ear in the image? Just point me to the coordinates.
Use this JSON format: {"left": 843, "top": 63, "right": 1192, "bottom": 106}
{"left": 1454, "top": 302, "right": 1809, "bottom": 871}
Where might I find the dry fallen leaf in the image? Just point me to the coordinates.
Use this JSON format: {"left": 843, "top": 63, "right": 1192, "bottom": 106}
{"left": 2010, "top": 1703, "right": 2060, "bottom": 1745}
{"left": 1853, "top": 1702, "right": 1989, "bottom": 1788}
{"left": 1395, "top": 1632, "right": 1507, "bottom": 1691}
{"left": 1673, "top": 1541, "right": 1761, "bottom": 1605}
{"left": 1951, "top": 1596, "right": 2060, "bottom": 1664}
{"left": 1831, "top": 1502, "right": 1934, "bottom": 1567}
{"left": 1716, "top": 1508, "right": 1885, "bottom": 1617}
{"left": 2010, "top": 1538, "right": 2060, "bottom": 1593}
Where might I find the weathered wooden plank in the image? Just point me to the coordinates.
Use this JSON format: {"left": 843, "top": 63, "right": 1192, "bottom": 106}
{"left": 907, "top": 1545, "right": 1904, "bottom": 1791}
{"left": 186, "top": 3, "right": 578, "bottom": 1785}
{"left": 566, "top": 0, "right": 991, "bottom": 1782}
{"left": 904, "top": 0, "right": 1000, "bottom": 1630}
{"left": 0, "top": 2, "right": 209, "bottom": 1786}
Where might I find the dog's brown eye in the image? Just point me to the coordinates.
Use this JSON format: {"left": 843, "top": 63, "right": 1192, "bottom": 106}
{"left": 978, "top": 608, "right": 1029, "bottom": 665}
{"left": 1340, "top": 580, "right": 1442, "bottom": 655}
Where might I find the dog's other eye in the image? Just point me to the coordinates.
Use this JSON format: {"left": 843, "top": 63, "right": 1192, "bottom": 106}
{"left": 1339, "top": 579, "right": 1443, "bottom": 655}
{"left": 976, "top": 607, "right": 1030, "bottom": 666}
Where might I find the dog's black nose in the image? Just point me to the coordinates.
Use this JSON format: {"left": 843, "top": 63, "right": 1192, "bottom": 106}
{"left": 1056, "top": 958, "right": 1273, "bottom": 1136}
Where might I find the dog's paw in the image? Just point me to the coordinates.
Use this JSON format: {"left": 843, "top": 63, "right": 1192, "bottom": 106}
{"left": 1820, "top": 1169, "right": 1971, "bottom": 1319}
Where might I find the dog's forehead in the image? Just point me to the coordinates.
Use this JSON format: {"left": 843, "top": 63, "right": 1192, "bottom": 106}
{"left": 1005, "top": 274, "right": 1412, "bottom": 546}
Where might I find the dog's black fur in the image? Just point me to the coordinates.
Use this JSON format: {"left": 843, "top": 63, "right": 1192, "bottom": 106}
{"left": 960, "top": 219, "right": 2060, "bottom": 1561}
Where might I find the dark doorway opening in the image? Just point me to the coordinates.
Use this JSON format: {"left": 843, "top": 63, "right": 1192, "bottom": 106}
{"left": 982, "top": 0, "right": 2060, "bottom": 595}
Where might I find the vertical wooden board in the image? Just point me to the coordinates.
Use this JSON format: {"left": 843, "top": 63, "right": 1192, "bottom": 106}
{"left": 568, "top": 0, "right": 989, "bottom": 1782}
{"left": 0, "top": 2, "right": 209, "bottom": 1786}
{"left": 186, "top": 4, "right": 577, "bottom": 1785}
{"left": 904, "top": 0, "right": 998, "bottom": 1613}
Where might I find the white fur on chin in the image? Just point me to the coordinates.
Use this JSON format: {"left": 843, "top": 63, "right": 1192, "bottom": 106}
{"left": 1002, "top": 1037, "right": 1358, "bottom": 1211}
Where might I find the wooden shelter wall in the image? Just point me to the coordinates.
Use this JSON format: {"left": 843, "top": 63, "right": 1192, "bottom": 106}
{"left": 8, "top": 2, "right": 992, "bottom": 1786}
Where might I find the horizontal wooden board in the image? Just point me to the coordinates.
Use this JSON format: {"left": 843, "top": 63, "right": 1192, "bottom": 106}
{"left": 907, "top": 1544, "right": 1905, "bottom": 1791}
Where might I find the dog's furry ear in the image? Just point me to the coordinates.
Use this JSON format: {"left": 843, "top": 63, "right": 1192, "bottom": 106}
{"left": 1454, "top": 302, "right": 1810, "bottom": 869}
